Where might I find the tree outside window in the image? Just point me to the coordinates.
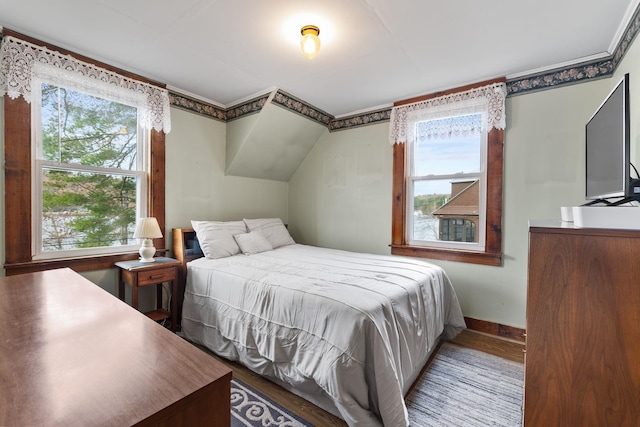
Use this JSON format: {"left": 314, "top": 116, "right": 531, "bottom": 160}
{"left": 36, "top": 84, "right": 147, "bottom": 258}
{"left": 2, "top": 31, "right": 168, "bottom": 275}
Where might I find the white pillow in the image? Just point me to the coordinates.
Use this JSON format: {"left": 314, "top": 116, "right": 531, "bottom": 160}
{"left": 234, "top": 231, "right": 273, "bottom": 255}
{"left": 191, "top": 220, "right": 247, "bottom": 259}
{"left": 243, "top": 218, "right": 295, "bottom": 249}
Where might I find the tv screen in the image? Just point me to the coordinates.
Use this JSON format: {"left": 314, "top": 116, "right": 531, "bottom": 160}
{"left": 585, "top": 73, "right": 630, "bottom": 202}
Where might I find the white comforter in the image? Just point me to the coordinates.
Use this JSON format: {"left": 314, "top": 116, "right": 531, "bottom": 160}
{"left": 181, "top": 244, "right": 465, "bottom": 426}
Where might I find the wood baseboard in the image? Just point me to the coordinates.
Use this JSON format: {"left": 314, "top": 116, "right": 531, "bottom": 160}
{"left": 464, "top": 317, "right": 525, "bottom": 343}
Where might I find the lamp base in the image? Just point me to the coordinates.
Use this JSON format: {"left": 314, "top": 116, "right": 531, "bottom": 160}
{"left": 139, "top": 238, "right": 157, "bottom": 263}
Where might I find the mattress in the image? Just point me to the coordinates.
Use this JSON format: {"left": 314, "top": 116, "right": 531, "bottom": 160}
{"left": 181, "top": 244, "right": 465, "bottom": 426}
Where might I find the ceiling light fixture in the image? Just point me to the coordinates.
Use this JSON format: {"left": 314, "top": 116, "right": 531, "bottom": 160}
{"left": 300, "top": 25, "right": 321, "bottom": 59}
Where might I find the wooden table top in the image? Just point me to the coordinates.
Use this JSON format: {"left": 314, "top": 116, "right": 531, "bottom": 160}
{"left": 0, "top": 268, "right": 231, "bottom": 426}
{"left": 115, "top": 257, "right": 182, "bottom": 271}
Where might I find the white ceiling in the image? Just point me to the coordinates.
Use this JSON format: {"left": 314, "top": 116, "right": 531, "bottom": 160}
{"left": 0, "top": 0, "right": 637, "bottom": 117}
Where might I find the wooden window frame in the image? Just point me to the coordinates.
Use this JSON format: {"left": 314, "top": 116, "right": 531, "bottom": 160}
{"left": 3, "top": 29, "right": 166, "bottom": 276}
{"left": 390, "top": 78, "right": 504, "bottom": 266}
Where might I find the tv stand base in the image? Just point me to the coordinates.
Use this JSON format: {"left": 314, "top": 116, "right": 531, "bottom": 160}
{"left": 573, "top": 206, "right": 640, "bottom": 230}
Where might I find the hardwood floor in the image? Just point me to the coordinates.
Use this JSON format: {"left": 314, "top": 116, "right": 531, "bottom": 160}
{"left": 206, "top": 329, "right": 525, "bottom": 426}
{"left": 450, "top": 328, "right": 525, "bottom": 363}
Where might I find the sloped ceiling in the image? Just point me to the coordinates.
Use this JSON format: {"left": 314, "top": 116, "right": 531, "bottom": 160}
{"left": 226, "top": 90, "right": 327, "bottom": 181}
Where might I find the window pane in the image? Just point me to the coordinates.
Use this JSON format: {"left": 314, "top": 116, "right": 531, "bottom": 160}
{"left": 412, "top": 179, "right": 479, "bottom": 242}
{"left": 41, "top": 168, "right": 137, "bottom": 251}
{"left": 41, "top": 84, "right": 138, "bottom": 170}
{"left": 466, "top": 220, "right": 476, "bottom": 242}
{"left": 414, "top": 115, "right": 482, "bottom": 176}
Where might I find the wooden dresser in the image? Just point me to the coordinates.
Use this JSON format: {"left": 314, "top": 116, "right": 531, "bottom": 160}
{"left": 0, "top": 268, "right": 232, "bottom": 426}
{"left": 525, "top": 222, "right": 640, "bottom": 426}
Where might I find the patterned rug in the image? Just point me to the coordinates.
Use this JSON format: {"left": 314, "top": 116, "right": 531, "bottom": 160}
{"left": 406, "top": 342, "right": 524, "bottom": 427}
{"left": 229, "top": 342, "right": 523, "bottom": 427}
{"left": 231, "top": 377, "right": 313, "bottom": 427}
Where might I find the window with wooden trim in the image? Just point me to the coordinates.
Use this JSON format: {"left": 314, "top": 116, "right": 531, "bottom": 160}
{"left": 33, "top": 83, "right": 149, "bottom": 259}
{"left": 2, "top": 29, "right": 169, "bottom": 275}
{"left": 389, "top": 78, "right": 505, "bottom": 266}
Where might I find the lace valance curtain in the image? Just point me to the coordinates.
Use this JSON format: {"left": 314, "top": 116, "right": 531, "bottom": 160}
{"left": 388, "top": 82, "right": 506, "bottom": 144}
{"left": 0, "top": 35, "right": 171, "bottom": 133}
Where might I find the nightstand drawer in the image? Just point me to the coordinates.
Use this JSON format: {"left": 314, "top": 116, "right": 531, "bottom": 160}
{"left": 137, "top": 267, "right": 175, "bottom": 285}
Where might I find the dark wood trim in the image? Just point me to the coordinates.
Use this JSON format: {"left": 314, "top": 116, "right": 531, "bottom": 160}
{"left": 390, "top": 78, "right": 505, "bottom": 266}
{"left": 394, "top": 77, "right": 506, "bottom": 106}
{"left": 4, "top": 251, "right": 168, "bottom": 276}
{"left": 485, "top": 128, "right": 504, "bottom": 256}
{"left": 149, "top": 129, "right": 166, "bottom": 253}
{"left": 5, "top": 253, "right": 144, "bottom": 276}
{"left": 464, "top": 316, "right": 526, "bottom": 343}
{"left": 391, "top": 143, "right": 406, "bottom": 246}
{"left": 2, "top": 28, "right": 165, "bottom": 89}
{"left": 3, "top": 95, "right": 32, "bottom": 265}
{"left": 390, "top": 108, "right": 504, "bottom": 266}
{"left": 390, "top": 245, "right": 502, "bottom": 266}
{"left": 2, "top": 34, "right": 166, "bottom": 276}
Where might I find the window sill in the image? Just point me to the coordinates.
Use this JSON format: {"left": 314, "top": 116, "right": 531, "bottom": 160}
{"left": 390, "top": 244, "right": 502, "bottom": 266}
{"left": 4, "top": 250, "right": 168, "bottom": 276}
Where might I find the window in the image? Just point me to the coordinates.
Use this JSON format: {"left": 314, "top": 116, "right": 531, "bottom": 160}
{"left": 389, "top": 79, "right": 506, "bottom": 266}
{"left": 33, "top": 83, "right": 148, "bottom": 259}
{"left": 1, "top": 30, "right": 170, "bottom": 274}
{"left": 408, "top": 115, "right": 485, "bottom": 251}
{"left": 440, "top": 218, "right": 477, "bottom": 242}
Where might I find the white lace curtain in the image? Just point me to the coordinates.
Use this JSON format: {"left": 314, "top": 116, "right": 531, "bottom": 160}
{"left": 388, "top": 82, "right": 506, "bottom": 144}
{"left": 0, "top": 35, "right": 171, "bottom": 133}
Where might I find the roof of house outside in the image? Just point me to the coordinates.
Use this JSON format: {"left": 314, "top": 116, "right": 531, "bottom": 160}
{"left": 433, "top": 180, "right": 479, "bottom": 217}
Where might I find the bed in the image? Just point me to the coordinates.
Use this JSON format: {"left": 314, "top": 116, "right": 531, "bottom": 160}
{"left": 172, "top": 219, "right": 466, "bottom": 427}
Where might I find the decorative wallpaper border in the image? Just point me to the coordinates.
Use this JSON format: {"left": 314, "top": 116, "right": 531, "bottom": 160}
{"left": 271, "top": 90, "right": 333, "bottom": 126}
{"left": 507, "top": 2, "right": 640, "bottom": 96}
{"left": 225, "top": 94, "right": 270, "bottom": 122}
{"left": 329, "top": 108, "right": 392, "bottom": 132}
{"left": 612, "top": 3, "right": 640, "bottom": 69}
{"left": 170, "top": 2, "right": 640, "bottom": 130}
{"left": 169, "top": 92, "right": 226, "bottom": 122}
{"left": 506, "top": 59, "right": 614, "bottom": 96}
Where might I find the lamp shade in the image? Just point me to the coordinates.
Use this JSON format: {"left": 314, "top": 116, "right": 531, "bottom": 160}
{"left": 133, "top": 217, "right": 162, "bottom": 262}
{"left": 133, "top": 217, "right": 163, "bottom": 239}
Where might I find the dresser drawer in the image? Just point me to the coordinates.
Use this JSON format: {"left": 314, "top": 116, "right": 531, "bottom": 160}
{"left": 137, "top": 267, "right": 176, "bottom": 286}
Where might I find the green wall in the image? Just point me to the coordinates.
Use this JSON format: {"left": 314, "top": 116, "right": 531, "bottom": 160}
{"left": 0, "top": 105, "right": 289, "bottom": 311}
{"left": 165, "top": 107, "right": 289, "bottom": 229}
{"left": 3, "top": 33, "right": 640, "bottom": 329}
{"left": 288, "top": 35, "right": 640, "bottom": 329}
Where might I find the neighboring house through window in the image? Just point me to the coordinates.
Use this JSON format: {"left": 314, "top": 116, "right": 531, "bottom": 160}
{"left": 389, "top": 78, "right": 506, "bottom": 266}
{"left": 433, "top": 180, "right": 479, "bottom": 243}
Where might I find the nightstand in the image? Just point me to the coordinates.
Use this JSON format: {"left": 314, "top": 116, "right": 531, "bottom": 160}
{"left": 116, "top": 257, "right": 181, "bottom": 332}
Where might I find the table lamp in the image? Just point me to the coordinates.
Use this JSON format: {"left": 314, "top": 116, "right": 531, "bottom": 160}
{"left": 133, "top": 217, "right": 163, "bottom": 262}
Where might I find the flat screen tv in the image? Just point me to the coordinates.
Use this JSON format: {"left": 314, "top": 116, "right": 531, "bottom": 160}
{"left": 585, "top": 73, "right": 637, "bottom": 204}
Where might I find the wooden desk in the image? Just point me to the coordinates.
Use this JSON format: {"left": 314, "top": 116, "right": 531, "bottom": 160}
{"left": 0, "top": 268, "right": 232, "bottom": 426}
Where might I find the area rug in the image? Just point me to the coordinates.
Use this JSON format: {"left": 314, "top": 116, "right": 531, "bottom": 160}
{"left": 406, "top": 342, "right": 524, "bottom": 427}
{"left": 231, "top": 377, "right": 313, "bottom": 427}
{"left": 229, "top": 342, "right": 523, "bottom": 427}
